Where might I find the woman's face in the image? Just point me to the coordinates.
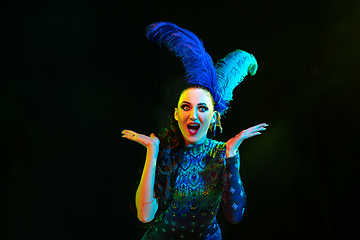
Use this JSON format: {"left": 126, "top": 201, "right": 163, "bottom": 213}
{"left": 175, "top": 88, "right": 216, "bottom": 146}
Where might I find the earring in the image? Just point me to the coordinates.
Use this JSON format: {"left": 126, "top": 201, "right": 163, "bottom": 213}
{"left": 213, "top": 119, "right": 217, "bottom": 136}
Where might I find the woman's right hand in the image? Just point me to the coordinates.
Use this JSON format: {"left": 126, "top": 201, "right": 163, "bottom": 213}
{"left": 122, "top": 130, "right": 160, "bottom": 149}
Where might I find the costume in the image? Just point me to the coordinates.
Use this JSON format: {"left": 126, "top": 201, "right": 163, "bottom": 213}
{"left": 141, "top": 22, "right": 257, "bottom": 239}
{"left": 142, "top": 139, "right": 245, "bottom": 240}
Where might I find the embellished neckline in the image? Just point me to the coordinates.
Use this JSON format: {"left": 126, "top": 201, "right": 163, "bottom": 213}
{"left": 184, "top": 138, "right": 209, "bottom": 155}
{"left": 184, "top": 138, "right": 208, "bottom": 148}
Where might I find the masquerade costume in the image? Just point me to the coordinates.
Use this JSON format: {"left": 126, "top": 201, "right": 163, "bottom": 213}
{"left": 141, "top": 22, "right": 257, "bottom": 240}
{"left": 142, "top": 139, "right": 245, "bottom": 240}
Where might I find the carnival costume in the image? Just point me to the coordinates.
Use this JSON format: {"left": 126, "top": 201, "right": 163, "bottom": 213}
{"left": 141, "top": 22, "right": 258, "bottom": 240}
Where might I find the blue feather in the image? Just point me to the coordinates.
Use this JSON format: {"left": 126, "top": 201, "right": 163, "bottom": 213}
{"left": 146, "top": 22, "right": 221, "bottom": 106}
{"left": 215, "top": 50, "right": 258, "bottom": 114}
{"left": 146, "top": 23, "right": 257, "bottom": 116}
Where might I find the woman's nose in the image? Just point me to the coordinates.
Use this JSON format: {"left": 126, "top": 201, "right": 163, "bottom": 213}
{"left": 190, "top": 109, "right": 198, "bottom": 120}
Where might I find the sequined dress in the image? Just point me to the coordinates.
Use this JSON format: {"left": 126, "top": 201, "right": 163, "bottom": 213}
{"left": 143, "top": 138, "right": 246, "bottom": 240}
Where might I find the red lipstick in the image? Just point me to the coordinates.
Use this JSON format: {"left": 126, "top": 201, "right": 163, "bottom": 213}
{"left": 187, "top": 122, "right": 200, "bottom": 135}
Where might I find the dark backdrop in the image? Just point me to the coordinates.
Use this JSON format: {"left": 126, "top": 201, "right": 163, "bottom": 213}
{"left": 2, "top": 0, "right": 359, "bottom": 239}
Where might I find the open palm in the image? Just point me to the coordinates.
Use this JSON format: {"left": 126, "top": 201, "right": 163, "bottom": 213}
{"left": 226, "top": 123, "right": 268, "bottom": 157}
{"left": 122, "top": 130, "right": 160, "bottom": 149}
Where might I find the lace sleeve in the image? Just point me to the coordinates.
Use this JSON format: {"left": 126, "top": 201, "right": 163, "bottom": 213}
{"left": 221, "top": 152, "right": 246, "bottom": 224}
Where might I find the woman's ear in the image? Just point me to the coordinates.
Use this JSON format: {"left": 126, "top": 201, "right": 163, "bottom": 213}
{"left": 174, "top": 108, "right": 178, "bottom": 121}
{"left": 211, "top": 111, "right": 217, "bottom": 124}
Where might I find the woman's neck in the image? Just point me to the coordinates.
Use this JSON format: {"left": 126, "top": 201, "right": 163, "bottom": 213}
{"left": 184, "top": 136, "right": 207, "bottom": 148}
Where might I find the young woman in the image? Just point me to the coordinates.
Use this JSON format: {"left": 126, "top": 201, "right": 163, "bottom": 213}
{"left": 122, "top": 22, "right": 267, "bottom": 240}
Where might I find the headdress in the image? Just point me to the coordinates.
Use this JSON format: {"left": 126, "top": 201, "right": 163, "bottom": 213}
{"left": 146, "top": 22, "right": 257, "bottom": 119}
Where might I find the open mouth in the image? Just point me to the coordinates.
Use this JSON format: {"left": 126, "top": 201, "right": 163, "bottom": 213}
{"left": 187, "top": 123, "right": 200, "bottom": 135}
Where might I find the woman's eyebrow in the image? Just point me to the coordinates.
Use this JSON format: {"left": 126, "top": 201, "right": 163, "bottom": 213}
{"left": 197, "top": 103, "right": 208, "bottom": 106}
{"left": 180, "top": 101, "right": 208, "bottom": 106}
{"left": 181, "top": 101, "right": 192, "bottom": 105}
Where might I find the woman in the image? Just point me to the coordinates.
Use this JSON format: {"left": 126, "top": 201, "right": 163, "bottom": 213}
{"left": 122, "top": 22, "right": 267, "bottom": 240}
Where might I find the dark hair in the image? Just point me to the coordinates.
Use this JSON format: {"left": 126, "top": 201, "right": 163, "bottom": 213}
{"left": 153, "top": 116, "right": 184, "bottom": 216}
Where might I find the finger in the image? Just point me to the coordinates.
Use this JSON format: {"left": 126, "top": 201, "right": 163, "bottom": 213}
{"left": 122, "top": 130, "right": 140, "bottom": 141}
{"left": 121, "top": 130, "right": 131, "bottom": 136}
{"left": 257, "top": 126, "right": 267, "bottom": 131}
{"left": 252, "top": 123, "right": 268, "bottom": 128}
{"left": 122, "top": 134, "right": 134, "bottom": 141}
{"left": 249, "top": 124, "right": 268, "bottom": 132}
{"left": 247, "top": 131, "right": 262, "bottom": 138}
{"left": 124, "top": 131, "right": 139, "bottom": 137}
{"left": 122, "top": 130, "right": 137, "bottom": 135}
{"left": 122, "top": 132, "right": 137, "bottom": 138}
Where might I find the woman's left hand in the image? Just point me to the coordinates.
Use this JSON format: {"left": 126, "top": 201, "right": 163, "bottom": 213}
{"left": 226, "top": 123, "right": 268, "bottom": 158}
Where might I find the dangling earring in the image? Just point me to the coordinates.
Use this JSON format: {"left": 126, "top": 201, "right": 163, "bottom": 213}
{"left": 213, "top": 119, "right": 217, "bottom": 136}
{"left": 216, "top": 112, "right": 223, "bottom": 134}
{"left": 211, "top": 112, "right": 223, "bottom": 137}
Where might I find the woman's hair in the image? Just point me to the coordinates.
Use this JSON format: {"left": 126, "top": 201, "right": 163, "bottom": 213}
{"left": 153, "top": 115, "right": 184, "bottom": 216}
{"left": 150, "top": 85, "right": 222, "bottom": 223}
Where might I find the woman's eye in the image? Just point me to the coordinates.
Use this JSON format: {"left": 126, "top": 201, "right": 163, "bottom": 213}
{"left": 181, "top": 105, "right": 190, "bottom": 111}
{"left": 199, "top": 106, "right": 208, "bottom": 112}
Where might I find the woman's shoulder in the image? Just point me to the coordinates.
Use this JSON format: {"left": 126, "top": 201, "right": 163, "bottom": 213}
{"left": 207, "top": 138, "right": 226, "bottom": 149}
{"left": 206, "top": 138, "right": 227, "bottom": 159}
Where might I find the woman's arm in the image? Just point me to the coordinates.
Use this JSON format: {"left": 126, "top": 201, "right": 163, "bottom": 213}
{"left": 221, "top": 152, "right": 246, "bottom": 224}
{"left": 122, "top": 131, "right": 160, "bottom": 223}
{"left": 222, "top": 123, "right": 268, "bottom": 224}
{"left": 135, "top": 143, "right": 159, "bottom": 223}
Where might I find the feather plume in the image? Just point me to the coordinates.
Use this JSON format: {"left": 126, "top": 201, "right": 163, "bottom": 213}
{"left": 215, "top": 49, "right": 258, "bottom": 114}
{"left": 146, "top": 22, "right": 257, "bottom": 116}
{"left": 146, "top": 22, "right": 220, "bottom": 104}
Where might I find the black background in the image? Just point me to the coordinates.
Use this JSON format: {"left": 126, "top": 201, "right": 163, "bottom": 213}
{"left": 2, "top": 0, "right": 359, "bottom": 239}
